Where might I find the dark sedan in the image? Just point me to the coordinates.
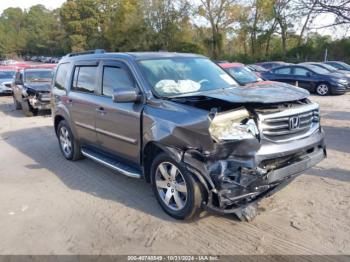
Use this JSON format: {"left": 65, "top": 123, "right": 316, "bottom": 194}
{"left": 261, "top": 64, "right": 349, "bottom": 95}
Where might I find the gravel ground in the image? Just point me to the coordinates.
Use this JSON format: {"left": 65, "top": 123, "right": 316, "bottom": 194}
{"left": 0, "top": 94, "right": 349, "bottom": 255}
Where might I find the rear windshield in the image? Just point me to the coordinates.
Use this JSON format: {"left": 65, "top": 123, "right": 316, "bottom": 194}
{"left": 226, "top": 66, "right": 258, "bottom": 84}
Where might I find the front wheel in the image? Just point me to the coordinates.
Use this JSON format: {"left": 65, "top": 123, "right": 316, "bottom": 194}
{"left": 316, "top": 83, "right": 330, "bottom": 96}
{"left": 151, "top": 153, "right": 203, "bottom": 220}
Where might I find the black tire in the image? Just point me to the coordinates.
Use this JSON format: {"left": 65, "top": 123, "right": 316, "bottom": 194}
{"left": 151, "top": 152, "right": 203, "bottom": 220}
{"left": 315, "top": 83, "right": 330, "bottom": 96}
{"left": 57, "top": 120, "right": 83, "bottom": 161}
{"left": 13, "top": 95, "right": 22, "bottom": 110}
{"left": 21, "top": 100, "right": 34, "bottom": 117}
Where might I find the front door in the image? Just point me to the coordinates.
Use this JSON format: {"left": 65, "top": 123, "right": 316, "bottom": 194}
{"left": 95, "top": 60, "right": 143, "bottom": 164}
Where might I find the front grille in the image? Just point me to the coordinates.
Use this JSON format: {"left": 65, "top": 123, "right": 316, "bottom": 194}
{"left": 258, "top": 104, "right": 320, "bottom": 142}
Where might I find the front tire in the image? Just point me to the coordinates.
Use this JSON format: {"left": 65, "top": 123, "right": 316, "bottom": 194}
{"left": 57, "top": 120, "right": 83, "bottom": 161}
{"left": 151, "top": 153, "right": 203, "bottom": 220}
{"left": 316, "top": 83, "right": 330, "bottom": 96}
{"left": 21, "top": 100, "right": 34, "bottom": 117}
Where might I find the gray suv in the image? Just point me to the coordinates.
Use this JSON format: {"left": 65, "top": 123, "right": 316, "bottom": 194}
{"left": 52, "top": 51, "right": 326, "bottom": 220}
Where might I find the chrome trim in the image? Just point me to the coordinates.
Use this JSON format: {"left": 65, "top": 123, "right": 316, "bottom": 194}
{"left": 258, "top": 103, "right": 319, "bottom": 121}
{"left": 96, "top": 127, "right": 137, "bottom": 144}
{"left": 81, "top": 149, "right": 141, "bottom": 179}
{"left": 75, "top": 121, "right": 95, "bottom": 131}
{"left": 258, "top": 103, "right": 320, "bottom": 143}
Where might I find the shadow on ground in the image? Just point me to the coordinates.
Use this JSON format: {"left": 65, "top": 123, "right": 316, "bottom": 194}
{"left": 1, "top": 125, "right": 237, "bottom": 222}
{"left": 322, "top": 125, "right": 350, "bottom": 154}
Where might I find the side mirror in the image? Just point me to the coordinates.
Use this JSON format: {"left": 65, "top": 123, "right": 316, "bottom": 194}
{"left": 306, "top": 72, "right": 312, "bottom": 77}
{"left": 113, "top": 88, "right": 141, "bottom": 103}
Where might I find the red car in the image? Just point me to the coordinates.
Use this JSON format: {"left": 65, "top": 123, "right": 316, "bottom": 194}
{"left": 219, "top": 62, "right": 263, "bottom": 85}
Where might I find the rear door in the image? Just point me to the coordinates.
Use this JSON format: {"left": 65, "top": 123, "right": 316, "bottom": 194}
{"left": 95, "top": 60, "right": 143, "bottom": 164}
{"left": 291, "top": 67, "right": 315, "bottom": 91}
{"left": 270, "top": 66, "right": 294, "bottom": 84}
{"left": 67, "top": 61, "right": 99, "bottom": 145}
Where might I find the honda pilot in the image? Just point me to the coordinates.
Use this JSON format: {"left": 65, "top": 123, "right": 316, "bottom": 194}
{"left": 51, "top": 51, "right": 326, "bottom": 220}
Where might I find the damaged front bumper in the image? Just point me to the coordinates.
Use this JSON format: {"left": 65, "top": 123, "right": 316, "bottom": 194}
{"left": 27, "top": 93, "right": 51, "bottom": 110}
{"left": 183, "top": 128, "right": 326, "bottom": 214}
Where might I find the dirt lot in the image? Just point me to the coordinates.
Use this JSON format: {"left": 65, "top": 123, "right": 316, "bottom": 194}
{"left": 0, "top": 94, "right": 349, "bottom": 255}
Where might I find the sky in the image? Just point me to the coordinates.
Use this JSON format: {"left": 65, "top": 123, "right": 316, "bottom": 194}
{"left": 0, "top": 0, "right": 347, "bottom": 39}
{"left": 0, "top": 0, "right": 66, "bottom": 13}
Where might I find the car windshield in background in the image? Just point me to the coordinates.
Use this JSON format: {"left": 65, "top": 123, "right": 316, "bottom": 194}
{"left": 250, "top": 64, "right": 267, "bottom": 71}
{"left": 307, "top": 65, "right": 330, "bottom": 75}
{"left": 226, "top": 66, "right": 258, "bottom": 84}
{"left": 0, "top": 71, "right": 16, "bottom": 79}
{"left": 25, "top": 70, "right": 52, "bottom": 82}
{"left": 138, "top": 58, "right": 238, "bottom": 97}
{"left": 319, "top": 63, "right": 337, "bottom": 71}
{"left": 338, "top": 62, "right": 350, "bottom": 70}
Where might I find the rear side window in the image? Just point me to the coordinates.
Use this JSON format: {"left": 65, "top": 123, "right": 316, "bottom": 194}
{"left": 102, "top": 66, "right": 134, "bottom": 97}
{"left": 72, "top": 66, "right": 97, "bottom": 94}
{"left": 293, "top": 67, "right": 310, "bottom": 76}
{"left": 274, "top": 67, "right": 291, "bottom": 75}
{"left": 54, "top": 63, "right": 70, "bottom": 90}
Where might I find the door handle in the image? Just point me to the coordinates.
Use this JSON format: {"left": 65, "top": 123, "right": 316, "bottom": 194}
{"left": 67, "top": 99, "right": 73, "bottom": 105}
{"left": 96, "top": 107, "right": 106, "bottom": 114}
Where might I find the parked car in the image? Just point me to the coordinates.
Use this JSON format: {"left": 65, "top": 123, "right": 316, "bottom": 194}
{"left": 324, "top": 61, "right": 350, "bottom": 72}
{"left": 261, "top": 64, "right": 349, "bottom": 95}
{"left": 52, "top": 50, "right": 326, "bottom": 221}
{"left": 246, "top": 64, "right": 268, "bottom": 78}
{"left": 12, "top": 68, "right": 53, "bottom": 116}
{"left": 219, "top": 62, "right": 263, "bottom": 85}
{"left": 0, "top": 67, "right": 17, "bottom": 95}
{"left": 255, "top": 61, "right": 289, "bottom": 70}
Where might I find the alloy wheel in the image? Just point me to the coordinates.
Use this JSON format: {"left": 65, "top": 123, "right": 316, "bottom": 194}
{"left": 316, "top": 84, "right": 329, "bottom": 95}
{"left": 59, "top": 126, "right": 72, "bottom": 157}
{"left": 155, "top": 162, "right": 188, "bottom": 211}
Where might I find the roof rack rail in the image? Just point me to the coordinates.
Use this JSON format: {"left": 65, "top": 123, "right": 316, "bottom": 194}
{"left": 66, "top": 49, "right": 106, "bottom": 57}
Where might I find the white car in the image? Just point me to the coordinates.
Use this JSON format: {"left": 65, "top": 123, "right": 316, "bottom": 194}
{"left": 0, "top": 70, "right": 16, "bottom": 95}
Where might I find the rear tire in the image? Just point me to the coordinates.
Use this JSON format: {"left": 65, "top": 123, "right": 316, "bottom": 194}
{"left": 316, "top": 83, "right": 330, "bottom": 96}
{"left": 151, "top": 152, "right": 203, "bottom": 220}
{"left": 57, "top": 120, "right": 83, "bottom": 161}
{"left": 13, "top": 96, "right": 21, "bottom": 110}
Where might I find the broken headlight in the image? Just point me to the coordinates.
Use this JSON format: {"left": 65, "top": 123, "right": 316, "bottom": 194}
{"left": 209, "top": 108, "right": 259, "bottom": 141}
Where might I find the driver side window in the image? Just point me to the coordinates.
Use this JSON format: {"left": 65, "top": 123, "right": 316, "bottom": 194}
{"left": 102, "top": 66, "right": 134, "bottom": 97}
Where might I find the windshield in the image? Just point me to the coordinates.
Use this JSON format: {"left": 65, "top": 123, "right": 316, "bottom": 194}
{"left": 339, "top": 62, "right": 350, "bottom": 70}
{"left": 0, "top": 71, "right": 16, "bottom": 79}
{"left": 226, "top": 66, "right": 258, "bottom": 84}
{"left": 249, "top": 64, "right": 266, "bottom": 71}
{"left": 25, "top": 70, "right": 52, "bottom": 82}
{"left": 318, "top": 63, "right": 337, "bottom": 71}
{"left": 138, "top": 57, "right": 238, "bottom": 97}
{"left": 307, "top": 65, "right": 330, "bottom": 74}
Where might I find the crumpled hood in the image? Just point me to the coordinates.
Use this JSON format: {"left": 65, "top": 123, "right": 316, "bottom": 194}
{"left": 200, "top": 82, "right": 309, "bottom": 104}
{"left": 24, "top": 82, "right": 51, "bottom": 92}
